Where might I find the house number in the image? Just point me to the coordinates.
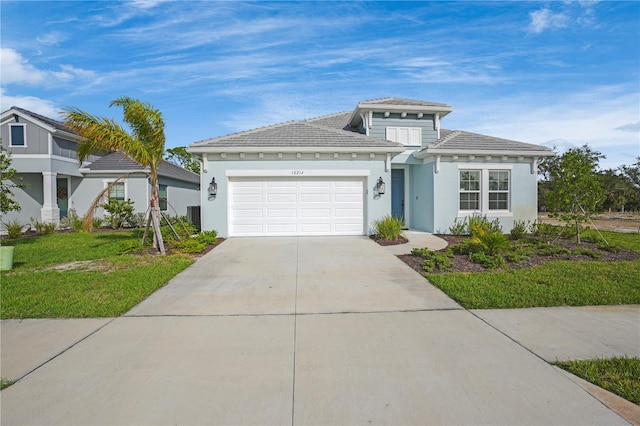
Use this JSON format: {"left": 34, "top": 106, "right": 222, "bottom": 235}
{"left": 291, "top": 171, "right": 304, "bottom": 175}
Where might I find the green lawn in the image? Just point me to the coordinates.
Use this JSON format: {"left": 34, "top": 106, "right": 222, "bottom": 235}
{"left": 1, "top": 231, "right": 194, "bottom": 318}
{"left": 425, "top": 230, "right": 640, "bottom": 309}
{"left": 555, "top": 357, "right": 640, "bottom": 405}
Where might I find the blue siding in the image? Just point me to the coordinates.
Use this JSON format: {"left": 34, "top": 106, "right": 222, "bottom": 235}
{"left": 369, "top": 112, "right": 437, "bottom": 147}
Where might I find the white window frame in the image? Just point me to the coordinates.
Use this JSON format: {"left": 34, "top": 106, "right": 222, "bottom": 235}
{"left": 488, "top": 170, "right": 510, "bottom": 211}
{"left": 9, "top": 123, "right": 27, "bottom": 147}
{"left": 458, "top": 167, "right": 512, "bottom": 216}
{"left": 103, "top": 179, "right": 128, "bottom": 202}
{"left": 386, "top": 127, "right": 422, "bottom": 146}
{"left": 459, "top": 170, "right": 481, "bottom": 212}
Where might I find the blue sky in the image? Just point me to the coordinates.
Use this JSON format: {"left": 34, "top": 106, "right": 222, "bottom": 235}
{"left": 1, "top": 0, "right": 638, "bottom": 170}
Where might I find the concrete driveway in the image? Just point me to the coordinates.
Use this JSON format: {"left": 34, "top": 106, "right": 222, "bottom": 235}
{"left": 0, "top": 237, "right": 632, "bottom": 425}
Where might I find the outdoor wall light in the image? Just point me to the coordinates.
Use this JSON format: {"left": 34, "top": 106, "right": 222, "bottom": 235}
{"left": 376, "top": 177, "right": 385, "bottom": 195}
{"left": 208, "top": 177, "right": 218, "bottom": 196}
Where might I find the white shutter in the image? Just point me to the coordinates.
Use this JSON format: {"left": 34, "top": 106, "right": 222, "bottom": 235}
{"left": 386, "top": 127, "right": 422, "bottom": 146}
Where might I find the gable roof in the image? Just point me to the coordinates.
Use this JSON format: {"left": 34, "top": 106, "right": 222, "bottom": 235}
{"left": 188, "top": 119, "right": 404, "bottom": 154}
{"left": 81, "top": 151, "right": 199, "bottom": 184}
{"left": 358, "top": 97, "right": 451, "bottom": 108}
{"left": 1, "top": 106, "right": 77, "bottom": 137}
{"left": 414, "top": 129, "right": 554, "bottom": 158}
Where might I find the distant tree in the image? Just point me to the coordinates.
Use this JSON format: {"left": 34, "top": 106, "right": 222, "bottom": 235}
{"left": 165, "top": 146, "right": 200, "bottom": 174}
{"left": 63, "top": 97, "right": 168, "bottom": 254}
{"left": 598, "top": 169, "right": 640, "bottom": 212}
{"left": 0, "top": 146, "right": 25, "bottom": 214}
{"left": 619, "top": 157, "right": 640, "bottom": 189}
{"left": 546, "top": 145, "right": 605, "bottom": 244}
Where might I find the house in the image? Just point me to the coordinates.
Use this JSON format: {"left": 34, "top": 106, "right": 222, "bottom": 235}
{"left": 0, "top": 106, "right": 200, "bottom": 227}
{"left": 187, "top": 97, "right": 554, "bottom": 237}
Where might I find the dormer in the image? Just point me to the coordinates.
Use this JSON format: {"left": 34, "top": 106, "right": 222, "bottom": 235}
{"left": 347, "top": 97, "right": 453, "bottom": 148}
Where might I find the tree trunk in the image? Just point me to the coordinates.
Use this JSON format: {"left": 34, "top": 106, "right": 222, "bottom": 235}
{"left": 149, "top": 176, "right": 166, "bottom": 255}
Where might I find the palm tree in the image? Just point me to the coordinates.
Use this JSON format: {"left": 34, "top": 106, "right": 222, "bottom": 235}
{"left": 63, "top": 97, "right": 167, "bottom": 254}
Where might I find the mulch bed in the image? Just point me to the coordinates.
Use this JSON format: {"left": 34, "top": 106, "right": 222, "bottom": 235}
{"left": 390, "top": 234, "right": 639, "bottom": 275}
{"left": 369, "top": 235, "right": 409, "bottom": 246}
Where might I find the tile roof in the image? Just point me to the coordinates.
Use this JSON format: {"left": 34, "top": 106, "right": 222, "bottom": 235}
{"left": 8, "top": 106, "right": 75, "bottom": 135}
{"left": 189, "top": 119, "right": 403, "bottom": 150}
{"left": 83, "top": 152, "right": 199, "bottom": 183}
{"left": 421, "top": 129, "right": 553, "bottom": 155}
{"left": 358, "top": 97, "right": 451, "bottom": 108}
{"left": 305, "top": 111, "right": 355, "bottom": 131}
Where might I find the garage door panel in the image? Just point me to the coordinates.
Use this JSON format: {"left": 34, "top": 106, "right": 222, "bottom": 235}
{"left": 266, "top": 193, "right": 297, "bottom": 203}
{"left": 230, "top": 177, "right": 364, "bottom": 236}
{"left": 267, "top": 209, "right": 297, "bottom": 218}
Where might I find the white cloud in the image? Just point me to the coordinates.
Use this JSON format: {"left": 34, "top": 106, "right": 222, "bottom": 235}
{"left": 615, "top": 122, "right": 640, "bottom": 133}
{"left": 0, "top": 89, "right": 58, "bottom": 117}
{"left": 449, "top": 86, "right": 640, "bottom": 169}
{"left": 0, "top": 48, "right": 95, "bottom": 87}
{"left": 528, "top": 8, "right": 569, "bottom": 33}
{"left": 0, "top": 48, "right": 46, "bottom": 84}
{"left": 36, "top": 32, "right": 67, "bottom": 46}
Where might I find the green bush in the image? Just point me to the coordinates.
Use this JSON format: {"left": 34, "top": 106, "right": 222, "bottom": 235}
{"left": 598, "top": 241, "right": 623, "bottom": 253}
{"left": 510, "top": 220, "right": 530, "bottom": 240}
{"left": 411, "top": 248, "right": 454, "bottom": 272}
{"left": 32, "top": 220, "right": 56, "bottom": 235}
{"left": 533, "top": 222, "right": 562, "bottom": 238}
{"left": 469, "top": 226, "right": 510, "bottom": 256}
{"left": 174, "top": 238, "right": 206, "bottom": 253}
{"left": 468, "top": 251, "right": 506, "bottom": 269}
{"left": 2, "top": 219, "right": 26, "bottom": 239}
{"left": 196, "top": 230, "right": 218, "bottom": 245}
{"left": 467, "top": 214, "right": 502, "bottom": 236}
{"left": 573, "top": 247, "right": 602, "bottom": 259}
{"left": 92, "top": 217, "right": 104, "bottom": 229}
{"left": 448, "top": 217, "right": 467, "bottom": 235}
{"left": 372, "top": 215, "right": 404, "bottom": 241}
{"left": 537, "top": 245, "right": 571, "bottom": 256}
{"left": 101, "top": 199, "right": 135, "bottom": 229}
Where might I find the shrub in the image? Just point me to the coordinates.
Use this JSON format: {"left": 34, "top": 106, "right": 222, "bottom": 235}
{"left": 537, "top": 246, "right": 571, "bottom": 256}
{"left": 196, "top": 230, "right": 218, "bottom": 245}
{"left": 175, "top": 238, "right": 206, "bottom": 253}
{"left": 573, "top": 247, "right": 602, "bottom": 259}
{"left": 2, "top": 219, "right": 26, "bottom": 238}
{"left": 101, "top": 199, "right": 135, "bottom": 229}
{"left": 532, "top": 222, "right": 562, "bottom": 238}
{"left": 469, "top": 251, "right": 506, "bottom": 269}
{"left": 32, "top": 219, "right": 55, "bottom": 235}
{"left": 412, "top": 248, "right": 454, "bottom": 272}
{"left": 130, "top": 213, "right": 146, "bottom": 228}
{"left": 448, "top": 217, "right": 467, "bottom": 235}
{"left": 467, "top": 214, "right": 502, "bottom": 236}
{"left": 372, "top": 215, "right": 404, "bottom": 241}
{"left": 510, "top": 220, "right": 530, "bottom": 240}
{"left": 598, "top": 241, "right": 623, "bottom": 253}
{"left": 469, "top": 226, "right": 510, "bottom": 256}
{"left": 92, "top": 217, "right": 104, "bottom": 229}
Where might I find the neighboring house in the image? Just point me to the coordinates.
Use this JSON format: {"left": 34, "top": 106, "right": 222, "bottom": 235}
{"left": 0, "top": 107, "right": 200, "bottom": 227}
{"left": 187, "top": 97, "right": 553, "bottom": 238}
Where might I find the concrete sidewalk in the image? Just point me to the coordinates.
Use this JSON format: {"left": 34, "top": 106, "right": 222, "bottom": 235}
{"left": 384, "top": 230, "right": 449, "bottom": 255}
{"left": 1, "top": 237, "right": 636, "bottom": 425}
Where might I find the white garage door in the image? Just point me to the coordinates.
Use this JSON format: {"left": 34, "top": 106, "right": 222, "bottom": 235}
{"left": 229, "top": 177, "right": 364, "bottom": 236}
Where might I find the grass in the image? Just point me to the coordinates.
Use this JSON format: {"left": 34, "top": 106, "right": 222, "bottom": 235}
{"left": 1, "top": 231, "right": 195, "bottom": 318}
{"left": 426, "top": 259, "right": 640, "bottom": 309}
{"left": 1, "top": 378, "right": 15, "bottom": 390}
{"left": 554, "top": 357, "right": 640, "bottom": 405}
{"left": 425, "top": 229, "right": 640, "bottom": 309}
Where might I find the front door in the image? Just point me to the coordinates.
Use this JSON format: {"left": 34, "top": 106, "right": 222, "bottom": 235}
{"left": 391, "top": 169, "right": 404, "bottom": 221}
{"left": 56, "top": 178, "right": 69, "bottom": 218}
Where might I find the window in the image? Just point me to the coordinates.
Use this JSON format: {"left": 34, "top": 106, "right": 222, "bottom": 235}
{"left": 386, "top": 127, "right": 422, "bottom": 146}
{"left": 488, "top": 171, "right": 509, "bottom": 210}
{"left": 9, "top": 124, "right": 26, "bottom": 146}
{"left": 109, "top": 182, "right": 125, "bottom": 201}
{"left": 459, "top": 169, "right": 511, "bottom": 213}
{"left": 159, "top": 185, "right": 168, "bottom": 211}
{"left": 459, "top": 170, "right": 481, "bottom": 210}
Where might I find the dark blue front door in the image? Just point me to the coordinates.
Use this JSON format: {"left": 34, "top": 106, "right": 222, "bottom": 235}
{"left": 391, "top": 169, "right": 404, "bottom": 220}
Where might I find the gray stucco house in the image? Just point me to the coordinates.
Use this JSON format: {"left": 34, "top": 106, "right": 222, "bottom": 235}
{"left": 1, "top": 106, "right": 200, "bottom": 227}
{"left": 188, "top": 97, "right": 553, "bottom": 237}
